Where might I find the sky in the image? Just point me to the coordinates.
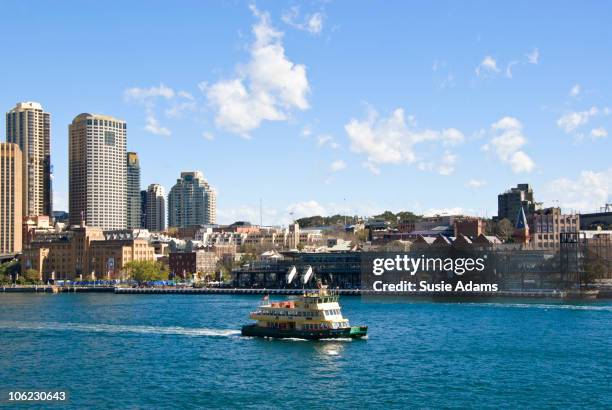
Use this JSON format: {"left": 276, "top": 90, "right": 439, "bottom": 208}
{"left": 1, "top": 0, "right": 611, "bottom": 225}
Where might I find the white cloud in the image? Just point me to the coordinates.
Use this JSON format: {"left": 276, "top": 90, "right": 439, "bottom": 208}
{"left": 478, "top": 49, "right": 538, "bottom": 80}
{"left": 219, "top": 200, "right": 386, "bottom": 225}
{"left": 569, "top": 84, "right": 581, "bottom": 97}
{"left": 202, "top": 131, "right": 215, "bottom": 141}
{"left": 505, "top": 61, "right": 519, "bottom": 78}
{"left": 465, "top": 179, "right": 486, "bottom": 188}
{"left": 206, "top": 6, "right": 310, "bottom": 137}
{"left": 124, "top": 84, "right": 176, "bottom": 102}
{"left": 178, "top": 90, "right": 194, "bottom": 100}
{"left": 165, "top": 101, "right": 197, "bottom": 118}
{"left": 301, "top": 126, "right": 312, "bottom": 137}
{"left": 483, "top": 116, "right": 535, "bottom": 173}
{"left": 544, "top": 169, "right": 612, "bottom": 212}
{"left": 590, "top": 127, "right": 608, "bottom": 139}
{"left": 216, "top": 204, "right": 280, "bottom": 226}
{"left": 526, "top": 48, "right": 539, "bottom": 65}
{"left": 437, "top": 152, "right": 457, "bottom": 176}
{"left": 475, "top": 56, "right": 500, "bottom": 77}
{"left": 362, "top": 162, "right": 381, "bottom": 175}
{"left": 124, "top": 84, "right": 197, "bottom": 135}
{"left": 557, "top": 106, "right": 601, "bottom": 133}
{"left": 316, "top": 134, "right": 340, "bottom": 149}
{"left": 424, "top": 207, "right": 464, "bottom": 217}
{"left": 344, "top": 107, "right": 464, "bottom": 173}
{"left": 282, "top": 6, "right": 324, "bottom": 34}
{"left": 144, "top": 114, "right": 171, "bottom": 136}
{"left": 329, "top": 159, "right": 347, "bottom": 172}
{"left": 287, "top": 200, "right": 327, "bottom": 219}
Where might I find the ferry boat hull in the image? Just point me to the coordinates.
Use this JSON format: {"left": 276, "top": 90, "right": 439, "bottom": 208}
{"left": 241, "top": 324, "right": 368, "bottom": 340}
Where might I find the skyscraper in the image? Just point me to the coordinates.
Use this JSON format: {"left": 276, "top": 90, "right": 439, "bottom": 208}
{"left": 126, "top": 152, "right": 141, "bottom": 229}
{"left": 0, "top": 143, "right": 23, "bottom": 254}
{"left": 6, "top": 102, "right": 52, "bottom": 217}
{"left": 498, "top": 183, "right": 542, "bottom": 226}
{"left": 140, "top": 189, "right": 147, "bottom": 228}
{"left": 145, "top": 184, "right": 166, "bottom": 232}
{"left": 69, "top": 113, "right": 127, "bottom": 230}
{"left": 168, "top": 171, "right": 216, "bottom": 228}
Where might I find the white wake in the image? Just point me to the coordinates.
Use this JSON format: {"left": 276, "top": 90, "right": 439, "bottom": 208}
{"left": 0, "top": 321, "right": 241, "bottom": 337}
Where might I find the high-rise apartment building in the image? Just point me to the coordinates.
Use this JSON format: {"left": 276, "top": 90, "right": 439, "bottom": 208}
{"left": 126, "top": 152, "right": 141, "bottom": 229}
{"left": 168, "top": 171, "right": 216, "bottom": 228}
{"left": 140, "top": 189, "right": 147, "bottom": 228}
{"left": 69, "top": 113, "right": 127, "bottom": 230}
{"left": 145, "top": 184, "right": 166, "bottom": 232}
{"left": 0, "top": 143, "right": 23, "bottom": 254}
{"left": 6, "top": 102, "right": 52, "bottom": 217}
{"left": 498, "top": 183, "right": 542, "bottom": 226}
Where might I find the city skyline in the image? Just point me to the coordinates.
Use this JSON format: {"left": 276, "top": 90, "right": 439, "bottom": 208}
{"left": 2, "top": 2, "right": 611, "bottom": 225}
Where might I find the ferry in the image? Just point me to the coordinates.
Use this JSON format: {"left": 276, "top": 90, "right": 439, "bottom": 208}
{"left": 241, "top": 285, "right": 368, "bottom": 340}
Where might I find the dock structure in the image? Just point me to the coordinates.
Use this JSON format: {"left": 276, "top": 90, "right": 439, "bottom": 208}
{"left": 1, "top": 286, "right": 607, "bottom": 299}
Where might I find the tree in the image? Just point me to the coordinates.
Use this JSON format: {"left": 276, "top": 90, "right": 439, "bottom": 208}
{"left": 124, "top": 260, "right": 168, "bottom": 284}
{"left": 23, "top": 269, "right": 41, "bottom": 284}
{"left": 582, "top": 249, "right": 607, "bottom": 286}
{"left": 0, "top": 273, "right": 10, "bottom": 285}
{"left": 396, "top": 211, "right": 422, "bottom": 223}
{"left": 494, "top": 218, "right": 514, "bottom": 242}
{"left": 0, "top": 260, "right": 18, "bottom": 283}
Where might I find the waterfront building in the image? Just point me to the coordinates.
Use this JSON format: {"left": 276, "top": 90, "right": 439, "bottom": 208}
{"left": 169, "top": 250, "right": 218, "bottom": 278}
{"left": 22, "top": 215, "right": 55, "bottom": 247}
{"left": 6, "top": 102, "right": 52, "bottom": 217}
{"left": 126, "top": 152, "right": 141, "bottom": 229}
{"left": 89, "top": 235, "right": 155, "bottom": 280}
{"left": 498, "top": 183, "right": 542, "bottom": 226}
{"left": 69, "top": 113, "right": 127, "bottom": 230}
{"left": 454, "top": 217, "right": 485, "bottom": 237}
{"left": 22, "top": 225, "right": 154, "bottom": 281}
{"left": 0, "top": 143, "right": 23, "bottom": 254}
{"left": 145, "top": 184, "right": 166, "bottom": 232}
{"left": 168, "top": 171, "right": 216, "bottom": 228}
{"left": 579, "top": 208, "right": 612, "bottom": 230}
{"left": 530, "top": 207, "right": 579, "bottom": 249}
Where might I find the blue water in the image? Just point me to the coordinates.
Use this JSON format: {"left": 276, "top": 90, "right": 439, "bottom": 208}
{"left": 0, "top": 294, "right": 611, "bottom": 409}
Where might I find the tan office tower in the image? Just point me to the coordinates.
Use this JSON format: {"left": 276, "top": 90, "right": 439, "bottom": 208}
{"left": 145, "top": 184, "right": 166, "bottom": 232}
{"left": 69, "top": 113, "right": 127, "bottom": 230}
{"left": 6, "top": 102, "right": 52, "bottom": 217}
{"left": 126, "top": 152, "right": 141, "bottom": 229}
{"left": 0, "top": 143, "right": 23, "bottom": 254}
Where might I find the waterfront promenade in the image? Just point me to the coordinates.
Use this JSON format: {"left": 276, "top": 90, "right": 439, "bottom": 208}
{"left": 2, "top": 285, "right": 610, "bottom": 299}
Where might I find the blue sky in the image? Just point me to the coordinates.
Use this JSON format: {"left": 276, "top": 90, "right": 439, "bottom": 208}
{"left": 2, "top": 1, "right": 611, "bottom": 224}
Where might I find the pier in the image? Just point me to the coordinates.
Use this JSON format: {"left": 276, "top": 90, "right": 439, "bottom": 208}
{"left": 1, "top": 286, "right": 608, "bottom": 299}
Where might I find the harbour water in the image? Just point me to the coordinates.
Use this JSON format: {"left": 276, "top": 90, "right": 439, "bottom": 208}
{"left": 0, "top": 294, "right": 610, "bottom": 409}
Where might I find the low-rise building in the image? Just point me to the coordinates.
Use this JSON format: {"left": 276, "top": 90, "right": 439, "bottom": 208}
{"left": 454, "top": 217, "right": 485, "bottom": 237}
{"left": 530, "top": 207, "right": 579, "bottom": 249}
{"left": 169, "top": 250, "right": 218, "bottom": 278}
{"left": 21, "top": 225, "right": 155, "bottom": 281}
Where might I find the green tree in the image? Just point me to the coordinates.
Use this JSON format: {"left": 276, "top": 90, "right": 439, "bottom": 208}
{"left": 0, "top": 273, "right": 10, "bottom": 285}
{"left": 372, "top": 211, "right": 398, "bottom": 225}
{"left": 396, "top": 211, "right": 422, "bottom": 223}
{"left": 494, "top": 218, "right": 514, "bottom": 242}
{"left": 124, "top": 260, "right": 169, "bottom": 284}
{"left": 582, "top": 249, "right": 607, "bottom": 286}
{"left": 23, "top": 269, "right": 41, "bottom": 284}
